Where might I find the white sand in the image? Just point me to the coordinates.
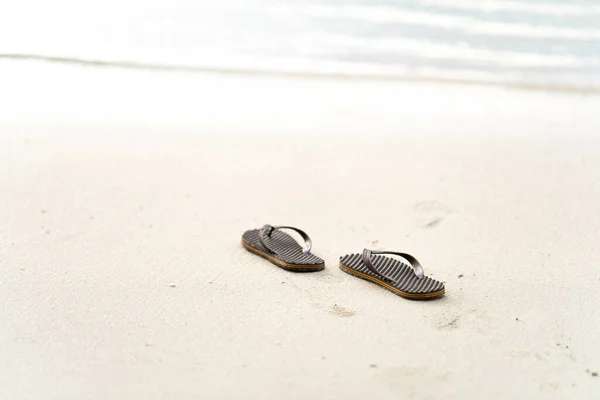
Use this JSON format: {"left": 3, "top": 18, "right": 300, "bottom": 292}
{"left": 1, "top": 62, "right": 600, "bottom": 399}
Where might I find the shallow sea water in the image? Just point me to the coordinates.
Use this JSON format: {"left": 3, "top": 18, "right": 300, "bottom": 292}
{"left": 1, "top": 0, "right": 599, "bottom": 89}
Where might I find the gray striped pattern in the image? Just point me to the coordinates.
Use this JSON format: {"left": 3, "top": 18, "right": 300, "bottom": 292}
{"left": 243, "top": 229, "right": 324, "bottom": 266}
{"left": 340, "top": 253, "right": 444, "bottom": 295}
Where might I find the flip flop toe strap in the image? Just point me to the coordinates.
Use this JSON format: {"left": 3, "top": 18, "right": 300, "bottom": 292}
{"left": 259, "top": 224, "right": 313, "bottom": 255}
{"left": 362, "top": 249, "right": 425, "bottom": 285}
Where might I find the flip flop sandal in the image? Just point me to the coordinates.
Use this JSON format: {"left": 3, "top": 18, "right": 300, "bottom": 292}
{"left": 340, "top": 249, "right": 445, "bottom": 299}
{"left": 242, "top": 224, "right": 325, "bottom": 272}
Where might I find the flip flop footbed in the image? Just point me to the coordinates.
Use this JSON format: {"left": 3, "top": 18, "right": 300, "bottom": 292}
{"left": 340, "top": 253, "right": 444, "bottom": 299}
{"left": 242, "top": 229, "right": 324, "bottom": 271}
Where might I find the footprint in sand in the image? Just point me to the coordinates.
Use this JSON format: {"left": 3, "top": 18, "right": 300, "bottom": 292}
{"left": 413, "top": 201, "right": 452, "bottom": 229}
{"left": 328, "top": 304, "right": 356, "bottom": 318}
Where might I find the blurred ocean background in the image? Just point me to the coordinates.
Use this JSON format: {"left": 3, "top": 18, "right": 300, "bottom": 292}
{"left": 1, "top": 0, "right": 599, "bottom": 90}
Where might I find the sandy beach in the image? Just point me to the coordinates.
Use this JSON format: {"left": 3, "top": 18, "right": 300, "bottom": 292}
{"left": 1, "top": 61, "right": 600, "bottom": 399}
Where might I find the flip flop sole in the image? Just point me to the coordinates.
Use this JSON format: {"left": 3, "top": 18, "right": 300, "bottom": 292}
{"left": 340, "top": 261, "right": 445, "bottom": 300}
{"left": 242, "top": 239, "right": 325, "bottom": 272}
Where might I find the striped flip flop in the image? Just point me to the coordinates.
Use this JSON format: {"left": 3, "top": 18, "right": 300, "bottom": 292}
{"left": 340, "top": 249, "right": 445, "bottom": 299}
{"left": 242, "top": 225, "right": 325, "bottom": 272}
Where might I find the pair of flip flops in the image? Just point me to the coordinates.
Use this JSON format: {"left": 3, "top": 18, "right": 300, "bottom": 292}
{"left": 242, "top": 224, "right": 445, "bottom": 300}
